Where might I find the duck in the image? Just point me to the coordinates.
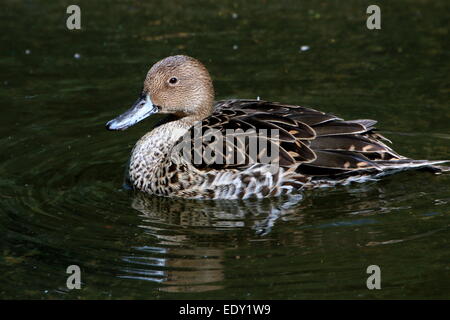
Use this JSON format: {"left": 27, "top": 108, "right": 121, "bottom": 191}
{"left": 106, "top": 55, "right": 449, "bottom": 200}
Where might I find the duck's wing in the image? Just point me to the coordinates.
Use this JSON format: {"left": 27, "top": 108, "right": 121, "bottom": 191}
{"left": 175, "top": 99, "right": 319, "bottom": 170}
{"left": 176, "top": 99, "right": 444, "bottom": 175}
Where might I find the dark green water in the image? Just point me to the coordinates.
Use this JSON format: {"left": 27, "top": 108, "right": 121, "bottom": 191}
{"left": 1, "top": 0, "right": 449, "bottom": 299}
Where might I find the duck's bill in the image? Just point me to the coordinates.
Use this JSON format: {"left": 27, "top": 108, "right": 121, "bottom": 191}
{"left": 106, "top": 94, "right": 159, "bottom": 131}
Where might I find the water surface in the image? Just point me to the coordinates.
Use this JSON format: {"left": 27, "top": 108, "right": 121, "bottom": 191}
{"left": 1, "top": 0, "right": 449, "bottom": 299}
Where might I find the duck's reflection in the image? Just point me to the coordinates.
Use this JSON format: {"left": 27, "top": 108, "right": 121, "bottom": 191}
{"left": 132, "top": 193, "right": 304, "bottom": 235}
{"left": 119, "top": 193, "right": 303, "bottom": 292}
{"left": 118, "top": 181, "right": 402, "bottom": 293}
{"left": 120, "top": 245, "right": 224, "bottom": 293}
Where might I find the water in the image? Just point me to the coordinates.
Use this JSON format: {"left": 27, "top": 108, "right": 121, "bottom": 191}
{"left": 1, "top": 0, "right": 449, "bottom": 299}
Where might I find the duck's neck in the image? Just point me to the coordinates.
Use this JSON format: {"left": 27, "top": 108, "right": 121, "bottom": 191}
{"left": 128, "top": 116, "right": 198, "bottom": 188}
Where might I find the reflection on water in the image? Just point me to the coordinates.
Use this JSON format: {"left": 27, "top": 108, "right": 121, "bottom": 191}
{"left": 132, "top": 193, "right": 304, "bottom": 233}
{"left": 121, "top": 245, "right": 224, "bottom": 293}
{"left": 114, "top": 177, "right": 450, "bottom": 295}
{"left": 121, "top": 193, "right": 303, "bottom": 292}
{"left": 1, "top": 0, "right": 449, "bottom": 299}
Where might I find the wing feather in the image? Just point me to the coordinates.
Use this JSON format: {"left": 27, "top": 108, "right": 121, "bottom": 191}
{"left": 175, "top": 99, "right": 408, "bottom": 176}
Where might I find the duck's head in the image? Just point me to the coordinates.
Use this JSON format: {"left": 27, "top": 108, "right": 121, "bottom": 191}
{"left": 106, "top": 55, "right": 214, "bottom": 131}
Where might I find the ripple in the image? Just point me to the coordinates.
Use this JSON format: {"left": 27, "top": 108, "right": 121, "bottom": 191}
{"left": 1, "top": 111, "right": 450, "bottom": 298}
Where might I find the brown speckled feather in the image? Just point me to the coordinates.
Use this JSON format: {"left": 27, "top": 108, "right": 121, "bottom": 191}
{"left": 178, "top": 99, "right": 402, "bottom": 174}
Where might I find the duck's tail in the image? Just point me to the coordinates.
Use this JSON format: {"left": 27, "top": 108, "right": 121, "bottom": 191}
{"left": 433, "top": 165, "right": 450, "bottom": 174}
{"left": 373, "top": 159, "right": 450, "bottom": 174}
{"left": 304, "top": 159, "right": 450, "bottom": 189}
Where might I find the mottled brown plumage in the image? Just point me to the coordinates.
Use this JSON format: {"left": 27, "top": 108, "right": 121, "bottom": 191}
{"left": 107, "top": 55, "right": 449, "bottom": 199}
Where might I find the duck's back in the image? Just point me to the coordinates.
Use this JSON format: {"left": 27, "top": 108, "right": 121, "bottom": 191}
{"left": 179, "top": 99, "right": 448, "bottom": 185}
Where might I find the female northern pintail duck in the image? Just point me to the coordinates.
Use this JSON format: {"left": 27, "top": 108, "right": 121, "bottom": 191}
{"left": 106, "top": 55, "right": 448, "bottom": 199}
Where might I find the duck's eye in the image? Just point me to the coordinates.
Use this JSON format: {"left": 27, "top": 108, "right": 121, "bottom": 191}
{"left": 169, "top": 77, "right": 178, "bottom": 84}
